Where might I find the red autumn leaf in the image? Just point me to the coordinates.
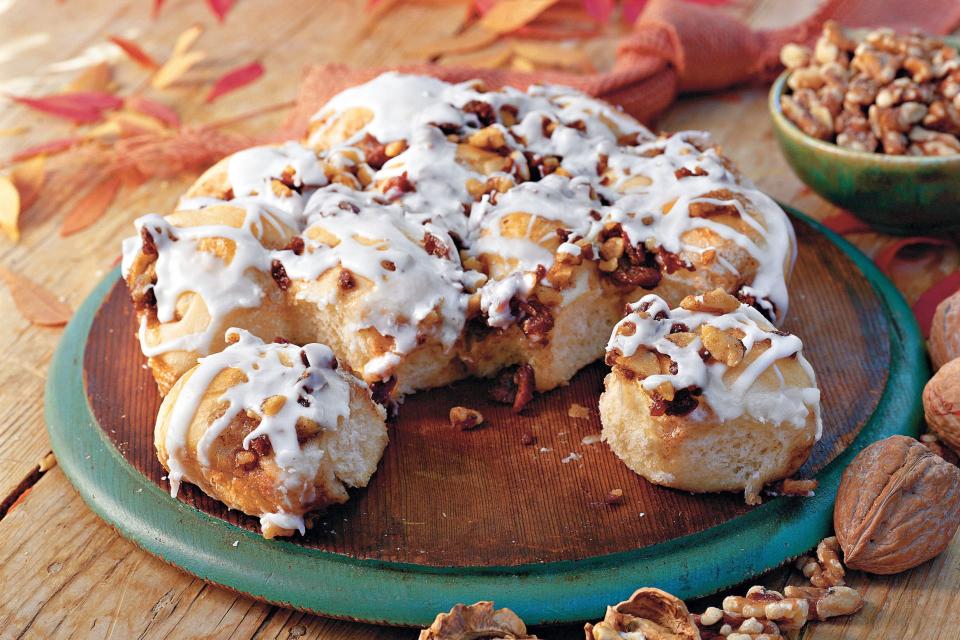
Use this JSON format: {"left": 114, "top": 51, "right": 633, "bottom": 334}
{"left": 109, "top": 36, "right": 159, "bottom": 69}
{"left": 874, "top": 236, "right": 952, "bottom": 278}
{"left": 126, "top": 96, "right": 180, "bottom": 129}
{"left": 205, "top": 61, "right": 264, "bottom": 103}
{"left": 622, "top": 0, "right": 646, "bottom": 22}
{"left": 821, "top": 210, "right": 871, "bottom": 235}
{"left": 10, "top": 136, "right": 81, "bottom": 162}
{"left": 913, "top": 271, "right": 960, "bottom": 338}
{"left": 582, "top": 0, "right": 614, "bottom": 23}
{"left": 10, "top": 92, "right": 123, "bottom": 124}
{"left": 152, "top": 0, "right": 165, "bottom": 17}
{"left": 206, "top": 0, "right": 236, "bottom": 21}
{"left": 60, "top": 175, "right": 122, "bottom": 236}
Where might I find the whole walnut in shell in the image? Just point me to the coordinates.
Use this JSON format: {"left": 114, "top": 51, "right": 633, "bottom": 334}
{"left": 584, "top": 588, "right": 698, "bottom": 640}
{"left": 929, "top": 290, "right": 960, "bottom": 370}
{"left": 924, "top": 358, "right": 960, "bottom": 452}
{"left": 834, "top": 435, "right": 960, "bottom": 574}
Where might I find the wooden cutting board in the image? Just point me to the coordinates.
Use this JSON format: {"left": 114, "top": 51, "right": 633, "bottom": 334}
{"left": 46, "top": 208, "right": 926, "bottom": 626}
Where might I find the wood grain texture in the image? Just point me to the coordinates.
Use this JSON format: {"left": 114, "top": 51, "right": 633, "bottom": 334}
{"left": 81, "top": 218, "right": 889, "bottom": 568}
{"left": 0, "top": 0, "right": 955, "bottom": 636}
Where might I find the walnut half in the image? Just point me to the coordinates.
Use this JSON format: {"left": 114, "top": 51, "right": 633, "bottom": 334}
{"left": 584, "top": 588, "right": 699, "bottom": 640}
{"left": 419, "top": 602, "right": 536, "bottom": 640}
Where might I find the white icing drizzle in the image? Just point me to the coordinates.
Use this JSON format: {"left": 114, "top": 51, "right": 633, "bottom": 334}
{"left": 123, "top": 72, "right": 797, "bottom": 387}
{"left": 164, "top": 328, "right": 352, "bottom": 534}
{"left": 607, "top": 293, "right": 821, "bottom": 436}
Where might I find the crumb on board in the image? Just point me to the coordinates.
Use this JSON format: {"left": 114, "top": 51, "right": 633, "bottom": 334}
{"left": 562, "top": 452, "right": 582, "bottom": 464}
{"left": 581, "top": 434, "right": 601, "bottom": 445}
{"left": 568, "top": 403, "right": 591, "bottom": 419}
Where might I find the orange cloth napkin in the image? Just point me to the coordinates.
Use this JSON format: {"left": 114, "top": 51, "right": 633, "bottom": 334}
{"left": 283, "top": 0, "right": 960, "bottom": 134}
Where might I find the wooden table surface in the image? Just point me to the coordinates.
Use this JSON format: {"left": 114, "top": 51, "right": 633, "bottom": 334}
{"left": 0, "top": 1, "right": 957, "bottom": 638}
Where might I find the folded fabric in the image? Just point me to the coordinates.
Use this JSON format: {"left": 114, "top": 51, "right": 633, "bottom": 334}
{"left": 283, "top": 0, "right": 960, "bottom": 134}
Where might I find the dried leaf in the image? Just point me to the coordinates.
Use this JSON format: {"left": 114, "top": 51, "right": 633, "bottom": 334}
{"left": 152, "top": 50, "right": 206, "bottom": 89}
{"left": 0, "top": 266, "right": 72, "bottom": 326}
{"left": 821, "top": 210, "right": 871, "bottom": 235}
{"left": 9, "top": 92, "right": 122, "bottom": 124}
{"left": 0, "top": 126, "right": 28, "bottom": 137}
{"left": 582, "top": 0, "right": 614, "bottom": 23}
{"left": 206, "top": 0, "right": 235, "bottom": 21}
{"left": 60, "top": 175, "right": 122, "bottom": 236}
{"left": 416, "top": 24, "right": 500, "bottom": 58}
{"left": 10, "top": 137, "right": 81, "bottom": 162}
{"left": 876, "top": 237, "right": 952, "bottom": 279}
{"left": 110, "top": 111, "right": 169, "bottom": 135}
{"left": 622, "top": 0, "right": 647, "bottom": 22}
{"left": 206, "top": 61, "right": 264, "bottom": 103}
{"left": 914, "top": 271, "right": 960, "bottom": 338}
{"left": 0, "top": 176, "right": 21, "bottom": 242}
{"left": 152, "top": 25, "right": 206, "bottom": 90}
{"left": 438, "top": 41, "right": 513, "bottom": 68}
{"left": 109, "top": 35, "right": 159, "bottom": 69}
{"left": 126, "top": 96, "right": 180, "bottom": 128}
{"left": 66, "top": 62, "right": 114, "bottom": 93}
{"left": 11, "top": 156, "right": 46, "bottom": 212}
{"left": 477, "top": 0, "right": 560, "bottom": 34}
{"left": 173, "top": 24, "right": 204, "bottom": 57}
{"left": 510, "top": 39, "right": 594, "bottom": 71}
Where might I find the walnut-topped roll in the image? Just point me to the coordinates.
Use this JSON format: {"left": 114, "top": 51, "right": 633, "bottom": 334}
{"left": 155, "top": 328, "right": 387, "bottom": 538}
{"left": 123, "top": 73, "right": 798, "bottom": 405}
{"left": 600, "top": 289, "right": 821, "bottom": 503}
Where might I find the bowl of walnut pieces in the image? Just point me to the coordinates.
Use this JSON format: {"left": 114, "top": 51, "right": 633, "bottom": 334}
{"left": 769, "top": 21, "right": 960, "bottom": 235}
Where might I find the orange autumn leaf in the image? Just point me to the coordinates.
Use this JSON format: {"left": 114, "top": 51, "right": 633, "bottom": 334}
{"left": 109, "top": 35, "right": 160, "bottom": 69}
{"left": 477, "top": 0, "right": 560, "bottom": 33}
{"left": 66, "top": 62, "right": 114, "bottom": 93}
{"left": 11, "top": 156, "right": 46, "bottom": 213}
{"left": 60, "top": 175, "right": 122, "bottom": 237}
{"left": 206, "top": 61, "right": 264, "bottom": 103}
{"left": 0, "top": 176, "right": 20, "bottom": 242}
{"left": 417, "top": 24, "right": 500, "bottom": 57}
{"left": 152, "top": 25, "right": 206, "bottom": 90}
{"left": 0, "top": 266, "right": 72, "bottom": 326}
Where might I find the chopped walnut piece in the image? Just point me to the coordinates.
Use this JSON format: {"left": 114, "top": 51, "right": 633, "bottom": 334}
{"left": 489, "top": 364, "right": 536, "bottom": 413}
{"left": 701, "top": 325, "right": 746, "bottom": 367}
{"left": 780, "top": 24, "right": 960, "bottom": 155}
{"left": 604, "top": 488, "right": 624, "bottom": 505}
{"left": 680, "top": 288, "right": 740, "bottom": 314}
{"left": 794, "top": 536, "right": 845, "bottom": 588}
{"left": 783, "top": 585, "right": 863, "bottom": 621}
{"left": 449, "top": 406, "right": 484, "bottom": 431}
{"left": 585, "top": 588, "right": 699, "bottom": 640}
{"left": 419, "top": 601, "right": 536, "bottom": 640}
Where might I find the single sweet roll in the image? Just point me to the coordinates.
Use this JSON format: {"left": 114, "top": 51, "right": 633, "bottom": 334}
{"left": 600, "top": 289, "right": 821, "bottom": 504}
{"left": 155, "top": 328, "right": 388, "bottom": 538}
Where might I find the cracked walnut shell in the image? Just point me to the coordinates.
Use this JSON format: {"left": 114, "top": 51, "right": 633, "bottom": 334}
{"left": 419, "top": 601, "right": 536, "bottom": 640}
{"left": 834, "top": 435, "right": 960, "bottom": 574}
{"left": 584, "top": 588, "right": 698, "bottom": 640}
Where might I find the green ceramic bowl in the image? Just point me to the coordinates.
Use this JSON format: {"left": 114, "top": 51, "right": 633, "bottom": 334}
{"left": 769, "top": 71, "right": 960, "bottom": 235}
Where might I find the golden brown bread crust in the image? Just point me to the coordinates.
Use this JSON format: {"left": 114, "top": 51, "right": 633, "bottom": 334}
{"left": 155, "top": 347, "right": 388, "bottom": 538}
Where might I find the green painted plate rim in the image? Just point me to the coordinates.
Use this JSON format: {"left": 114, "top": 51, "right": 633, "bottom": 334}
{"left": 44, "top": 206, "right": 926, "bottom": 626}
